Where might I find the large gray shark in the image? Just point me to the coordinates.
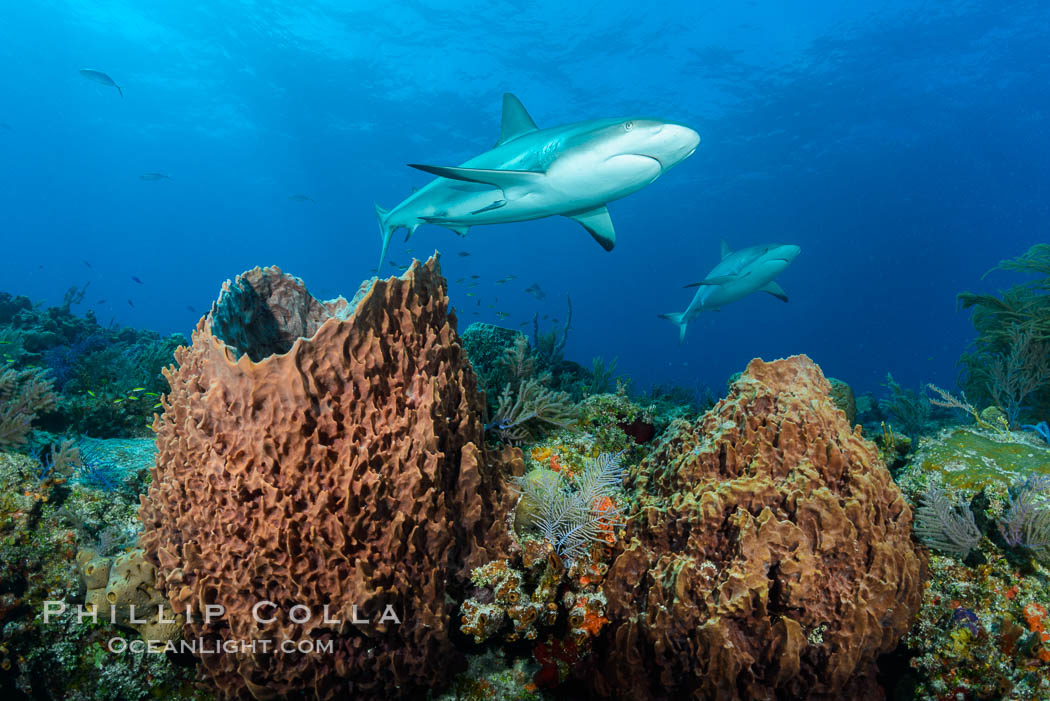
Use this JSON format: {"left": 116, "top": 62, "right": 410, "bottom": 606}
{"left": 659, "top": 241, "right": 801, "bottom": 343}
{"left": 374, "top": 93, "right": 700, "bottom": 267}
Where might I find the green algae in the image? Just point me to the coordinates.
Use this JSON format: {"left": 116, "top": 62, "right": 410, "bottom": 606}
{"left": 911, "top": 427, "right": 1050, "bottom": 490}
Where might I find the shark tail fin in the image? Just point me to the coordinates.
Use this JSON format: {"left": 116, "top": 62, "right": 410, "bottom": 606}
{"left": 375, "top": 203, "right": 393, "bottom": 269}
{"left": 117, "top": 85, "right": 123, "bottom": 99}
{"left": 657, "top": 312, "right": 689, "bottom": 344}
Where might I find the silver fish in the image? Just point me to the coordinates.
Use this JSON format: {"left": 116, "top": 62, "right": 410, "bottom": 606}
{"left": 79, "top": 69, "right": 123, "bottom": 98}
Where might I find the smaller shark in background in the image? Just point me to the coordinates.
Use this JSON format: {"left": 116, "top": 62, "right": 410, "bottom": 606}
{"left": 659, "top": 241, "right": 801, "bottom": 343}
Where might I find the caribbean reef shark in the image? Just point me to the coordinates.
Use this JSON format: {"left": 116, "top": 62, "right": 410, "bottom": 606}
{"left": 374, "top": 93, "right": 699, "bottom": 267}
{"left": 659, "top": 241, "right": 801, "bottom": 343}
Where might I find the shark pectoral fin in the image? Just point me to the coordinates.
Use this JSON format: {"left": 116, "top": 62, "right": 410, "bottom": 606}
{"left": 408, "top": 163, "right": 544, "bottom": 190}
{"left": 420, "top": 216, "right": 470, "bottom": 237}
{"left": 720, "top": 240, "right": 731, "bottom": 259}
{"left": 761, "top": 281, "right": 789, "bottom": 302}
{"left": 471, "top": 199, "right": 506, "bottom": 215}
{"left": 497, "top": 93, "right": 539, "bottom": 146}
{"left": 567, "top": 206, "right": 615, "bottom": 251}
{"left": 683, "top": 275, "right": 737, "bottom": 288}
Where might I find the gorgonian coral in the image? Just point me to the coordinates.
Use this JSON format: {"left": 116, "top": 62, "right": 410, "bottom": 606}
{"left": 0, "top": 367, "right": 57, "bottom": 447}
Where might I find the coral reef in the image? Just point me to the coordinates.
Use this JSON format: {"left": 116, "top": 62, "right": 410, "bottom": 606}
{"left": 460, "top": 322, "right": 527, "bottom": 407}
{"left": 0, "top": 446, "right": 201, "bottom": 700}
{"left": 907, "top": 553, "right": 1050, "bottom": 699}
{"left": 958, "top": 244, "right": 1050, "bottom": 423}
{"left": 592, "top": 355, "right": 926, "bottom": 700}
{"left": 139, "top": 258, "right": 521, "bottom": 700}
{"left": 0, "top": 290, "right": 185, "bottom": 441}
{"left": 896, "top": 426, "right": 1050, "bottom": 493}
{"left": 488, "top": 378, "right": 576, "bottom": 444}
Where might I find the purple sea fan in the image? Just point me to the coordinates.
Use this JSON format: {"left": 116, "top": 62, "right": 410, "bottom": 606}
{"left": 913, "top": 484, "right": 982, "bottom": 559}
{"left": 998, "top": 475, "right": 1050, "bottom": 558}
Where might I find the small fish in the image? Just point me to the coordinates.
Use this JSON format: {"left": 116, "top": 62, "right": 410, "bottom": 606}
{"left": 543, "top": 314, "right": 549, "bottom": 320}
{"left": 495, "top": 278, "right": 509, "bottom": 285}
{"left": 79, "top": 69, "right": 123, "bottom": 98}
{"left": 389, "top": 261, "right": 400, "bottom": 268}
{"left": 496, "top": 312, "right": 509, "bottom": 320}
{"left": 127, "top": 395, "right": 138, "bottom": 400}
{"left": 96, "top": 299, "right": 107, "bottom": 304}
{"left": 131, "top": 275, "right": 143, "bottom": 284}
{"left": 153, "top": 402, "right": 163, "bottom": 409}
{"left": 87, "top": 390, "right": 96, "bottom": 397}
{"left": 145, "top": 391, "right": 159, "bottom": 396}
{"left": 465, "top": 292, "right": 475, "bottom": 297}
{"left": 470, "top": 275, "right": 480, "bottom": 279}
{"left": 552, "top": 317, "right": 559, "bottom": 323}
{"left": 139, "top": 172, "right": 171, "bottom": 181}
{"left": 0, "top": 341, "right": 7, "bottom": 345}
{"left": 113, "top": 398, "right": 123, "bottom": 404}
{"left": 455, "top": 278, "right": 466, "bottom": 283}
{"left": 289, "top": 194, "right": 315, "bottom": 203}
{"left": 128, "top": 299, "right": 134, "bottom": 307}
{"left": 472, "top": 311, "right": 480, "bottom": 315}
{"left": 132, "top": 387, "right": 145, "bottom": 391}
{"left": 405, "top": 249, "right": 413, "bottom": 254}
{"left": 82, "top": 259, "right": 92, "bottom": 268}
{"left": 369, "top": 268, "right": 378, "bottom": 274}
{"left": 518, "top": 321, "right": 528, "bottom": 326}
{"left": 468, "top": 282, "right": 479, "bottom": 288}
{"left": 186, "top": 306, "right": 196, "bottom": 313}
{"left": 458, "top": 252, "right": 471, "bottom": 257}
{"left": 0, "top": 122, "right": 12, "bottom": 131}
{"left": 525, "top": 283, "right": 547, "bottom": 300}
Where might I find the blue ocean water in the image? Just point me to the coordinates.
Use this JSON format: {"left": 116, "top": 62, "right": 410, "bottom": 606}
{"left": 1, "top": 1, "right": 1047, "bottom": 398}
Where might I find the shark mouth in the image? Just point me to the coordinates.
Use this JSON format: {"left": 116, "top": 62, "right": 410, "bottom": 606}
{"left": 632, "top": 154, "right": 663, "bottom": 168}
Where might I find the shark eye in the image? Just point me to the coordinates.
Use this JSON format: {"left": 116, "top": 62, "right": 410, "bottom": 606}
{"left": 624, "top": 121, "right": 634, "bottom": 131}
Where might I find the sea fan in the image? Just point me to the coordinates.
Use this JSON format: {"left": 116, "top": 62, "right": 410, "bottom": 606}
{"left": 999, "top": 475, "right": 1050, "bottom": 559}
{"left": 913, "top": 484, "right": 982, "bottom": 559}
{"left": 513, "top": 451, "right": 626, "bottom": 565}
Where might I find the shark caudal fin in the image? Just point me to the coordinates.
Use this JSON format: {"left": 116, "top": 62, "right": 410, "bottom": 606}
{"left": 375, "top": 203, "right": 393, "bottom": 269}
{"left": 657, "top": 312, "right": 689, "bottom": 344}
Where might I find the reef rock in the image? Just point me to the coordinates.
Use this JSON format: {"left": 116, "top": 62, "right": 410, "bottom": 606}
{"left": 594, "top": 355, "right": 925, "bottom": 700}
{"left": 139, "top": 257, "right": 520, "bottom": 699}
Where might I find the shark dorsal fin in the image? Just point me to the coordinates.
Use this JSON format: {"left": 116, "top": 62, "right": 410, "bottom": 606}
{"left": 498, "top": 93, "right": 538, "bottom": 146}
{"left": 720, "top": 240, "right": 731, "bottom": 259}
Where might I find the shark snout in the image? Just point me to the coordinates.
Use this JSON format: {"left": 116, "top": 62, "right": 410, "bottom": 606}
{"left": 644, "top": 123, "right": 700, "bottom": 170}
{"left": 773, "top": 244, "right": 802, "bottom": 262}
